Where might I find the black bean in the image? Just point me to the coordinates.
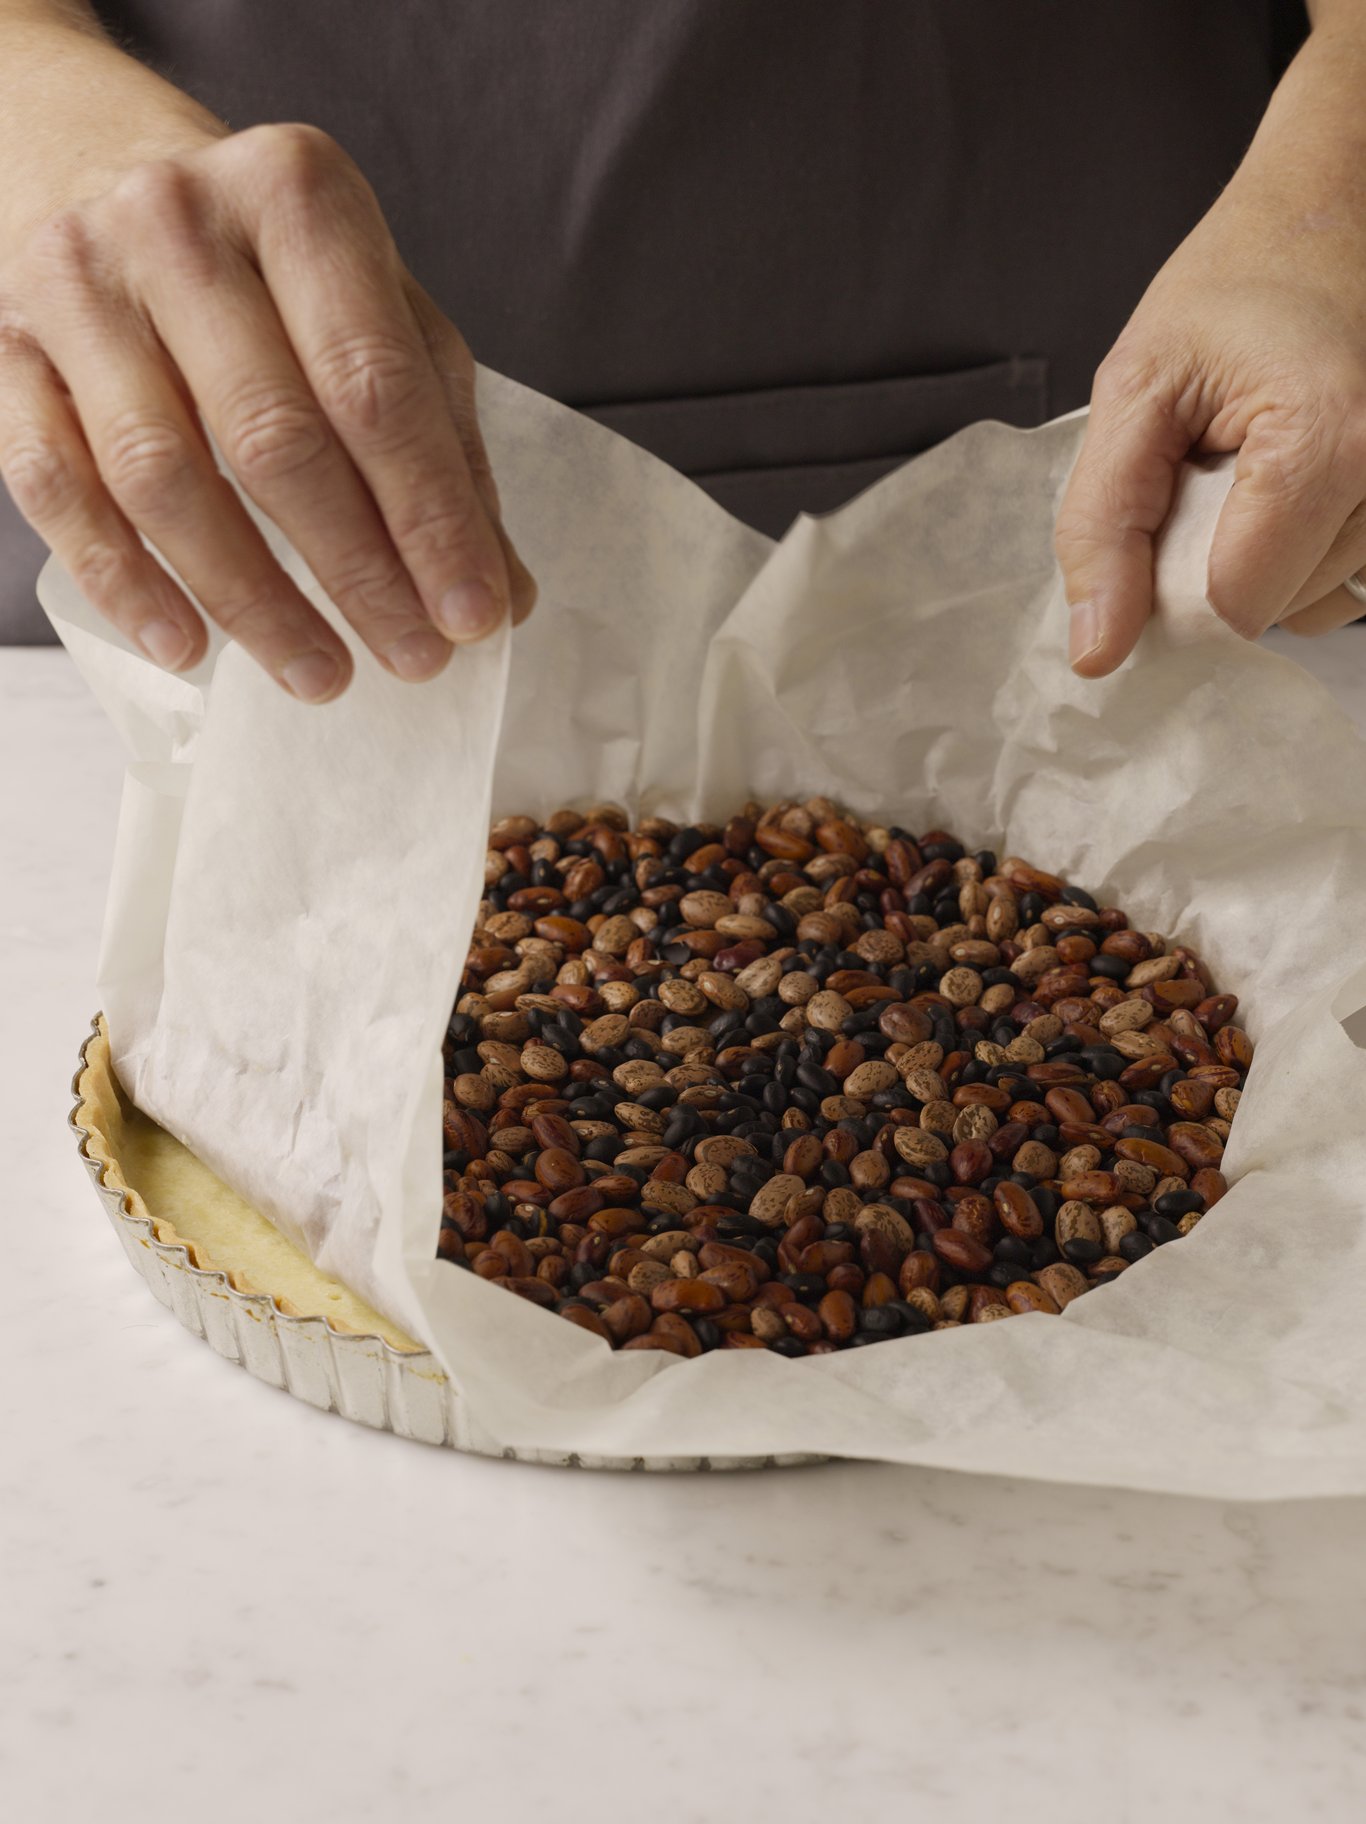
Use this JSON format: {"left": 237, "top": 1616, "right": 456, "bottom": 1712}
{"left": 1061, "top": 1238, "right": 1104, "bottom": 1265}
{"left": 716, "top": 1214, "right": 768, "bottom": 1240}
{"left": 797, "top": 1062, "right": 838, "bottom": 1096}
{"left": 1154, "top": 1188, "right": 1205, "bottom": 1218}
{"left": 858, "top": 1304, "right": 902, "bottom": 1335}
{"left": 887, "top": 1299, "right": 935, "bottom": 1334}
{"left": 871, "top": 1086, "right": 913, "bottom": 1111}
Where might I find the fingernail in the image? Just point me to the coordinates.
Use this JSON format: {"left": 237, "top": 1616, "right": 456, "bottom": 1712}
{"left": 1069, "top": 601, "right": 1103, "bottom": 667}
{"left": 281, "top": 651, "right": 342, "bottom": 703}
{"left": 435, "top": 578, "right": 502, "bottom": 641}
{"left": 384, "top": 627, "right": 453, "bottom": 681}
{"left": 138, "top": 619, "right": 193, "bottom": 671}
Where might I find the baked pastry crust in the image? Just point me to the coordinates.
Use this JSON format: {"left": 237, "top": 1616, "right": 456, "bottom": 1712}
{"left": 75, "top": 1013, "right": 426, "bottom": 1354}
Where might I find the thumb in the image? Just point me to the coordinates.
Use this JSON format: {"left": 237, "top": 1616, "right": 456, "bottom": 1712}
{"left": 1053, "top": 375, "right": 1188, "bottom": 677}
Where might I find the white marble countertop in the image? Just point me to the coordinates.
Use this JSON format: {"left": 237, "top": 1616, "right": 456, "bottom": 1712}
{"left": 5, "top": 631, "right": 1366, "bottom": 1824}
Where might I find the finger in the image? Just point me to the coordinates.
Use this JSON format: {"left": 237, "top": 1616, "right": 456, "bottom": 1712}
{"left": 402, "top": 273, "right": 538, "bottom": 626}
{"left": 1053, "top": 374, "right": 1190, "bottom": 678}
{"left": 1205, "top": 410, "right": 1365, "bottom": 639}
{"left": 1279, "top": 588, "right": 1366, "bottom": 638}
{"left": 1279, "top": 498, "right": 1366, "bottom": 617}
{"left": 33, "top": 265, "right": 353, "bottom": 702}
{"left": 0, "top": 329, "right": 208, "bottom": 671}
{"left": 131, "top": 208, "right": 456, "bottom": 683}
{"left": 223, "top": 125, "right": 512, "bottom": 644}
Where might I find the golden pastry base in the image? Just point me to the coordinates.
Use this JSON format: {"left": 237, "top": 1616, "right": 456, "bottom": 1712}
{"left": 69, "top": 1014, "right": 821, "bottom": 1471}
{"left": 75, "top": 1011, "right": 423, "bottom": 1351}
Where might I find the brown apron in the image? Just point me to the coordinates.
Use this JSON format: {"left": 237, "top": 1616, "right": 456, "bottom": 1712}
{"left": 1, "top": 0, "right": 1309, "bottom": 641}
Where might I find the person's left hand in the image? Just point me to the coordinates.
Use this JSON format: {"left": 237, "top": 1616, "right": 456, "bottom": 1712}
{"left": 1054, "top": 155, "right": 1366, "bottom": 675}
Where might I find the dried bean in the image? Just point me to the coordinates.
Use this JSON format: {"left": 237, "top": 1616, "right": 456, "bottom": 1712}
{"left": 437, "top": 801, "right": 1254, "bottom": 1357}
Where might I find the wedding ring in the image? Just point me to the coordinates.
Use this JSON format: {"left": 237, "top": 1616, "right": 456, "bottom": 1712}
{"left": 1345, "top": 570, "right": 1366, "bottom": 607}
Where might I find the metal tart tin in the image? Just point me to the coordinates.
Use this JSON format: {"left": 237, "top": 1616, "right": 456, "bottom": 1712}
{"left": 69, "top": 1015, "right": 825, "bottom": 1472}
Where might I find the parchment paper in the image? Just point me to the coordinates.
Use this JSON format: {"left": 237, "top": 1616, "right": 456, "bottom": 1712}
{"left": 42, "top": 366, "right": 1366, "bottom": 1498}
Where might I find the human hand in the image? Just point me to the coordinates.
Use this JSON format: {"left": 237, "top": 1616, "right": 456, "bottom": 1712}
{"left": 1054, "top": 71, "right": 1366, "bottom": 676}
{"left": 0, "top": 122, "right": 536, "bottom": 702}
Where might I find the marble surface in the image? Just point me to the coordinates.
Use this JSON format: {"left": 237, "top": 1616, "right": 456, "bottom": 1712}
{"left": 4, "top": 631, "right": 1366, "bottom": 1824}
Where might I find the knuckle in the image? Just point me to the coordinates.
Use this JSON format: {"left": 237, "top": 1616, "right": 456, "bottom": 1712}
{"left": 223, "top": 387, "right": 332, "bottom": 486}
{"left": 67, "top": 539, "right": 141, "bottom": 605}
{"left": 205, "top": 584, "right": 292, "bottom": 646}
{"left": 2, "top": 438, "right": 76, "bottom": 524}
{"left": 1091, "top": 349, "right": 1151, "bottom": 412}
{"left": 1250, "top": 429, "right": 1326, "bottom": 500}
{"left": 311, "top": 331, "right": 426, "bottom": 438}
{"left": 386, "top": 492, "right": 486, "bottom": 561}
{"left": 111, "top": 158, "right": 198, "bottom": 227}
{"left": 23, "top": 206, "right": 100, "bottom": 286}
{"left": 323, "top": 542, "right": 409, "bottom": 609}
{"left": 249, "top": 121, "right": 350, "bottom": 195}
{"left": 109, "top": 159, "right": 216, "bottom": 276}
{"left": 100, "top": 414, "right": 198, "bottom": 517}
{"left": 1052, "top": 500, "right": 1108, "bottom": 564}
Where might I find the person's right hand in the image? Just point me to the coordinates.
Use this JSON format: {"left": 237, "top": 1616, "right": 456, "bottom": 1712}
{"left": 0, "top": 121, "right": 536, "bottom": 702}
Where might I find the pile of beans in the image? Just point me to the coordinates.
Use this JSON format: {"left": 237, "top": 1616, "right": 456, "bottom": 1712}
{"left": 437, "top": 799, "right": 1250, "bottom": 1356}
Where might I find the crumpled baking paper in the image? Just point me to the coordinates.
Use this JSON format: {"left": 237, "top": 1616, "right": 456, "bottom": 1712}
{"left": 41, "top": 365, "right": 1366, "bottom": 1498}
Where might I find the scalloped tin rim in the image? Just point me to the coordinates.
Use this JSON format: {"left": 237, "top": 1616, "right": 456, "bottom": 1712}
{"left": 68, "top": 1014, "right": 827, "bottom": 1473}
